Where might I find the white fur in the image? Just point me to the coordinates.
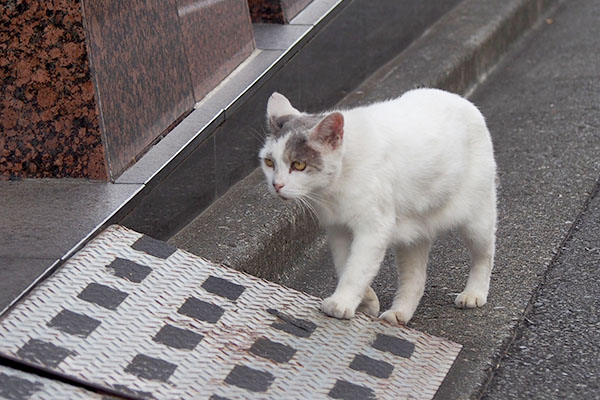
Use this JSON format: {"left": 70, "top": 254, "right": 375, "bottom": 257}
{"left": 259, "top": 89, "right": 497, "bottom": 324}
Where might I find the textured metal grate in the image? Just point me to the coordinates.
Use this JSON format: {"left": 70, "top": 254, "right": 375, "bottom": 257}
{"left": 0, "top": 365, "right": 108, "bottom": 400}
{"left": 0, "top": 225, "right": 461, "bottom": 399}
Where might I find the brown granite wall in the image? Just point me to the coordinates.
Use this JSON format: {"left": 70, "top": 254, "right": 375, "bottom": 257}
{"left": 248, "top": 0, "right": 312, "bottom": 23}
{"left": 81, "top": 0, "right": 195, "bottom": 179}
{"left": 178, "top": 0, "right": 255, "bottom": 101}
{"left": 0, "top": 0, "right": 107, "bottom": 180}
{"left": 1, "top": 0, "right": 255, "bottom": 180}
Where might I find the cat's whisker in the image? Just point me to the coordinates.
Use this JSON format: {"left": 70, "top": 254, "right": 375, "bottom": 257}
{"left": 259, "top": 125, "right": 270, "bottom": 139}
{"left": 248, "top": 127, "right": 267, "bottom": 144}
{"left": 294, "top": 196, "right": 312, "bottom": 225}
{"left": 300, "top": 196, "right": 316, "bottom": 215}
{"left": 286, "top": 191, "right": 315, "bottom": 224}
{"left": 303, "top": 192, "right": 330, "bottom": 211}
{"left": 298, "top": 196, "right": 319, "bottom": 226}
{"left": 303, "top": 190, "right": 327, "bottom": 202}
{"left": 296, "top": 197, "right": 309, "bottom": 221}
{"left": 306, "top": 196, "right": 322, "bottom": 220}
{"left": 251, "top": 125, "right": 266, "bottom": 138}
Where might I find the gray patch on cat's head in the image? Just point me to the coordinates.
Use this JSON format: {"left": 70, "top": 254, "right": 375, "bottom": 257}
{"left": 270, "top": 114, "right": 323, "bottom": 138}
{"left": 284, "top": 133, "right": 323, "bottom": 171}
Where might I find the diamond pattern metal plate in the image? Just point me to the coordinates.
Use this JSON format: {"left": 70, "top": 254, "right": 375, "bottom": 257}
{"left": 0, "top": 365, "right": 108, "bottom": 400}
{"left": 0, "top": 225, "right": 461, "bottom": 399}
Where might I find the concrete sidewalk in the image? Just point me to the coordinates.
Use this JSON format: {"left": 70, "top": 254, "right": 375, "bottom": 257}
{"left": 173, "top": 0, "right": 600, "bottom": 399}
{"left": 481, "top": 1, "right": 600, "bottom": 396}
{"left": 283, "top": 1, "right": 600, "bottom": 398}
{"left": 484, "top": 183, "right": 600, "bottom": 398}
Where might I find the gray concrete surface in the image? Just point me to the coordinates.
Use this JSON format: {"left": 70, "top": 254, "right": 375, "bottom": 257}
{"left": 480, "top": 2, "right": 600, "bottom": 397}
{"left": 0, "top": 180, "right": 142, "bottom": 314}
{"left": 483, "top": 185, "right": 600, "bottom": 399}
{"left": 169, "top": 169, "right": 320, "bottom": 281}
{"left": 281, "top": 1, "right": 600, "bottom": 399}
{"left": 341, "top": 0, "right": 560, "bottom": 105}
{"left": 174, "top": 0, "right": 600, "bottom": 399}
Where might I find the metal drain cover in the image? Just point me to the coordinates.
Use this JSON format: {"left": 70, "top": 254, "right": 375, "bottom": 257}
{"left": 0, "top": 225, "right": 461, "bottom": 399}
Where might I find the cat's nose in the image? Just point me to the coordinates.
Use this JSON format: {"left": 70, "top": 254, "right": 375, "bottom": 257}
{"left": 273, "top": 182, "right": 284, "bottom": 192}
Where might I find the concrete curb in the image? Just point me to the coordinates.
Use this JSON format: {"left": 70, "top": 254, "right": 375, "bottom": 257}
{"left": 170, "top": 0, "right": 560, "bottom": 278}
{"left": 170, "top": 169, "right": 319, "bottom": 281}
{"left": 341, "top": 0, "right": 561, "bottom": 104}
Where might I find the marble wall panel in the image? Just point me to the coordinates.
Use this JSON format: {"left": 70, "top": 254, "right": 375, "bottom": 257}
{"left": 247, "top": 0, "right": 312, "bottom": 23}
{"left": 81, "top": 0, "right": 195, "bottom": 179}
{"left": 0, "top": 0, "right": 107, "bottom": 180}
{"left": 177, "top": 0, "right": 255, "bottom": 101}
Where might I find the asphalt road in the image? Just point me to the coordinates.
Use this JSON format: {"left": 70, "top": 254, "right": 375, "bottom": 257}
{"left": 484, "top": 184, "right": 600, "bottom": 399}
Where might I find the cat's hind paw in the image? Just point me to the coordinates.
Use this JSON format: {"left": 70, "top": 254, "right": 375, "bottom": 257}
{"left": 356, "top": 287, "right": 380, "bottom": 316}
{"left": 322, "top": 296, "right": 356, "bottom": 319}
{"left": 379, "top": 310, "right": 410, "bottom": 325}
{"left": 455, "top": 291, "right": 487, "bottom": 308}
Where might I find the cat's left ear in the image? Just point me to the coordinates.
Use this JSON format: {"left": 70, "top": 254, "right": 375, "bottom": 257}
{"left": 310, "top": 112, "right": 344, "bottom": 150}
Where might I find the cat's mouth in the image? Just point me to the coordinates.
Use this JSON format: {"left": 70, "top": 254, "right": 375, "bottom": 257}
{"left": 269, "top": 187, "right": 291, "bottom": 201}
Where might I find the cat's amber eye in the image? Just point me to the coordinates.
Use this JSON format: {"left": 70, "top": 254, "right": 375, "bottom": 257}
{"left": 264, "top": 158, "right": 274, "bottom": 168}
{"left": 292, "top": 161, "right": 306, "bottom": 171}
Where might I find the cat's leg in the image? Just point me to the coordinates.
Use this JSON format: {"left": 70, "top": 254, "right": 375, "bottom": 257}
{"left": 327, "top": 227, "right": 380, "bottom": 316}
{"left": 322, "top": 228, "right": 387, "bottom": 319}
{"left": 380, "top": 239, "right": 432, "bottom": 325}
{"left": 327, "top": 226, "right": 351, "bottom": 276}
{"left": 455, "top": 199, "right": 496, "bottom": 308}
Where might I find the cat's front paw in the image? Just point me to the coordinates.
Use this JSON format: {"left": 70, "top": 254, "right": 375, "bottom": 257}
{"left": 379, "top": 310, "right": 411, "bottom": 325}
{"left": 455, "top": 291, "right": 487, "bottom": 308}
{"left": 322, "top": 296, "right": 356, "bottom": 319}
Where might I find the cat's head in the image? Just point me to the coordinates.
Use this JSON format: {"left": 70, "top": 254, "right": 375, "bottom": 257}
{"left": 259, "top": 92, "right": 344, "bottom": 201}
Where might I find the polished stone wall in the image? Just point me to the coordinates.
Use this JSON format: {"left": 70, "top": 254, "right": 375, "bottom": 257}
{"left": 81, "top": 0, "right": 195, "bottom": 179}
{"left": 248, "top": 0, "right": 312, "bottom": 23}
{"left": 0, "top": 1, "right": 107, "bottom": 180}
{"left": 178, "top": 0, "right": 255, "bottom": 101}
{"left": 1, "top": 0, "right": 254, "bottom": 180}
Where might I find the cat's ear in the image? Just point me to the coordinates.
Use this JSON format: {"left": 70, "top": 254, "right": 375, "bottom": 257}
{"left": 266, "top": 92, "right": 300, "bottom": 130}
{"left": 310, "top": 112, "right": 344, "bottom": 150}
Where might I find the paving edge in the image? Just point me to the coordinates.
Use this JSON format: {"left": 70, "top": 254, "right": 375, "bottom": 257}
{"left": 170, "top": 169, "right": 321, "bottom": 281}
{"left": 170, "top": 0, "right": 561, "bottom": 278}
{"left": 341, "top": 0, "right": 562, "bottom": 104}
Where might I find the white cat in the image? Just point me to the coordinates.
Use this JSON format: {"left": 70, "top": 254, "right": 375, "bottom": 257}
{"left": 259, "top": 89, "right": 497, "bottom": 324}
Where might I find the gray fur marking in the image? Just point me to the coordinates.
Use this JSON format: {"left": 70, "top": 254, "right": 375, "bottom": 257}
{"left": 270, "top": 114, "right": 323, "bottom": 138}
{"left": 284, "top": 133, "right": 322, "bottom": 171}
